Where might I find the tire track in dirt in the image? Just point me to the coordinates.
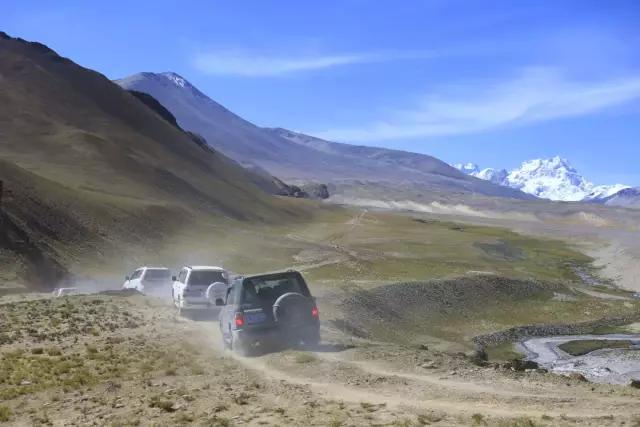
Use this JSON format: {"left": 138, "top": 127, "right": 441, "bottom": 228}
{"left": 191, "top": 320, "right": 640, "bottom": 421}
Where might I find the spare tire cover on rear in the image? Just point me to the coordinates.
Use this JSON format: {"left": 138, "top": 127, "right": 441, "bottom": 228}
{"left": 206, "top": 282, "right": 228, "bottom": 305}
{"left": 273, "top": 292, "right": 313, "bottom": 325}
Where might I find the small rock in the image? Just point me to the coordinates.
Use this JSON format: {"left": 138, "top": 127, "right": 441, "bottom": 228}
{"left": 20, "top": 380, "right": 31, "bottom": 386}
{"left": 565, "top": 372, "right": 588, "bottom": 382}
{"left": 420, "top": 361, "right": 437, "bottom": 369}
{"left": 465, "top": 347, "right": 488, "bottom": 363}
{"left": 629, "top": 379, "right": 640, "bottom": 389}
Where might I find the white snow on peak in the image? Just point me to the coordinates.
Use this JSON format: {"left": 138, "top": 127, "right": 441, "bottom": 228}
{"left": 453, "top": 162, "right": 479, "bottom": 175}
{"left": 475, "top": 168, "right": 508, "bottom": 185}
{"left": 454, "top": 156, "right": 631, "bottom": 202}
{"left": 161, "top": 72, "right": 187, "bottom": 88}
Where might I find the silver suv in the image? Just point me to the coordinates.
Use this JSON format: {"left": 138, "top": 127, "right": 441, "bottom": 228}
{"left": 172, "top": 266, "right": 229, "bottom": 313}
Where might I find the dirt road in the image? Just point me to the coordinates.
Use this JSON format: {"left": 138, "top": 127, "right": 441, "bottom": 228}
{"left": 3, "top": 293, "right": 640, "bottom": 426}
{"left": 198, "top": 317, "right": 640, "bottom": 425}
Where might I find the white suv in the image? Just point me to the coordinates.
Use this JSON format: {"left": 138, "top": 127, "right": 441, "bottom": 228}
{"left": 172, "top": 266, "right": 229, "bottom": 313}
{"left": 122, "top": 267, "right": 172, "bottom": 295}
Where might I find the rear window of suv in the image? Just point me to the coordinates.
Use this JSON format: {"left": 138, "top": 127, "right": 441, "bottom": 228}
{"left": 187, "top": 270, "right": 226, "bottom": 287}
{"left": 143, "top": 269, "right": 170, "bottom": 280}
{"left": 241, "top": 273, "right": 310, "bottom": 304}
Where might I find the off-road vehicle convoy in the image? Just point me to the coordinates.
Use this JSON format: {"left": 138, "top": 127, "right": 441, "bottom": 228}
{"left": 218, "top": 270, "right": 320, "bottom": 355}
{"left": 172, "top": 265, "right": 229, "bottom": 312}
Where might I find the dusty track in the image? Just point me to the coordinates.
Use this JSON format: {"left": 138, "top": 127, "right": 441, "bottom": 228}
{"left": 192, "top": 318, "right": 640, "bottom": 425}
{"left": 3, "top": 293, "right": 640, "bottom": 426}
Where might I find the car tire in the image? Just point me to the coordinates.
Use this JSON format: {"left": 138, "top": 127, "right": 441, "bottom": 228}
{"left": 172, "top": 290, "right": 179, "bottom": 308}
{"left": 221, "top": 333, "right": 231, "bottom": 350}
{"left": 231, "top": 336, "right": 250, "bottom": 357}
{"left": 304, "top": 332, "right": 320, "bottom": 348}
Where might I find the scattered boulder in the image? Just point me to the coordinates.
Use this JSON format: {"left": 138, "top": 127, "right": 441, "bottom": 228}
{"left": 565, "top": 372, "right": 588, "bottom": 382}
{"left": 465, "top": 346, "right": 488, "bottom": 365}
{"left": 504, "top": 359, "right": 539, "bottom": 372}
{"left": 629, "top": 380, "right": 640, "bottom": 389}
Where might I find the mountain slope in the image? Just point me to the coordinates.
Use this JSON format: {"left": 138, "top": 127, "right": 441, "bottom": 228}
{"left": 0, "top": 32, "right": 302, "bottom": 288}
{"left": 116, "top": 72, "right": 531, "bottom": 200}
{"left": 268, "top": 127, "right": 461, "bottom": 178}
{"left": 602, "top": 187, "right": 640, "bottom": 208}
{"left": 115, "top": 72, "right": 322, "bottom": 175}
{"left": 455, "top": 157, "right": 629, "bottom": 202}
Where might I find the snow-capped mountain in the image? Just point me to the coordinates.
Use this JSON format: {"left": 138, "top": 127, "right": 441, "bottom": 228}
{"left": 453, "top": 163, "right": 480, "bottom": 175}
{"left": 455, "top": 156, "right": 630, "bottom": 202}
{"left": 475, "top": 168, "right": 509, "bottom": 185}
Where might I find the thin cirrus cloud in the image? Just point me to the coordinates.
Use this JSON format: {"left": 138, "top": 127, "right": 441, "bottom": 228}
{"left": 192, "top": 49, "right": 432, "bottom": 77}
{"left": 314, "top": 67, "right": 640, "bottom": 142}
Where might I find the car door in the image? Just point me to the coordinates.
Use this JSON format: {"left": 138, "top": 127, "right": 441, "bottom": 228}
{"left": 125, "top": 269, "right": 143, "bottom": 289}
{"left": 179, "top": 268, "right": 190, "bottom": 298}
{"left": 130, "top": 268, "right": 144, "bottom": 291}
{"left": 220, "top": 285, "right": 235, "bottom": 341}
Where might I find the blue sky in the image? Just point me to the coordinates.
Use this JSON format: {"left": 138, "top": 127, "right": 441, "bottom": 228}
{"left": 3, "top": 0, "right": 640, "bottom": 185}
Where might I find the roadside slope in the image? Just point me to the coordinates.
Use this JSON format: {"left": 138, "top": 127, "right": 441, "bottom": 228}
{"left": 0, "top": 32, "right": 306, "bottom": 289}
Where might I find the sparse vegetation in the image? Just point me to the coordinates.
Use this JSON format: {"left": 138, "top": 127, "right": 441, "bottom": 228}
{"left": 472, "top": 413, "right": 487, "bottom": 425}
{"left": 294, "top": 352, "right": 317, "bottom": 364}
{"left": 0, "top": 405, "right": 11, "bottom": 422}
{"left": 149, "top": 395, "right": 176, "bottom": 412}
{"left": 498, "top": 417, "right": 541, "bottom": 427}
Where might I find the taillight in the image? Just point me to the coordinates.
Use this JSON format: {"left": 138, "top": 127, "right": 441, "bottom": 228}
{"left": 311, "top": 307, "right": 319, "bottom": 318}
{"left": 234, "top": 312, "right": 244, "bottom": 328}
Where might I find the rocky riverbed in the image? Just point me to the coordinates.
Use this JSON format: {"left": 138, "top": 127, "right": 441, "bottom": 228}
{"left": 519, "top": 334, "right": 640, "bottom": 385}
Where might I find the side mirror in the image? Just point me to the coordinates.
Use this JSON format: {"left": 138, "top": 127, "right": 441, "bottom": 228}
{"left": 172, "top": 276, "right": 177, "bottom": 282}
{"left": 125, "top": 276, "right": 130, "bottom": 281}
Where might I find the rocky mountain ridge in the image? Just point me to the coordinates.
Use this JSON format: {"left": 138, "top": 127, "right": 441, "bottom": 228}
{"left": 116, "top": 72, "right": 532, "bottom": 200}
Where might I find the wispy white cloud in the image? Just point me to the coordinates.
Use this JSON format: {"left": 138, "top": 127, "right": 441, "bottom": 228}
{"left": 315, "top": 67, "right": 640, "bottom": 142}
{"left": 192, "top": 49, "right": 431, "bottom": 77}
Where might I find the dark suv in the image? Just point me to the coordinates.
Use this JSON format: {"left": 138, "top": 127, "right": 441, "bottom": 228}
{"left": 218, "top": 270, "right": 320, "bottom": 355}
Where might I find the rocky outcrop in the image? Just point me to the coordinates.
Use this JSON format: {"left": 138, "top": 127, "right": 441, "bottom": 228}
{"left": 271, "top": 179, "right": 330, "bottom": 200}
{"left": 127, "top": 89, "right": 180, "bottom": 128}
{"left": 300, "top": 183, "right": 330, "bottom": 200}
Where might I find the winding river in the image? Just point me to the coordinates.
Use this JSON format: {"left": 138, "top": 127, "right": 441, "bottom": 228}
{"left": 518, "top": 334, "right": 640, "bottom": 385}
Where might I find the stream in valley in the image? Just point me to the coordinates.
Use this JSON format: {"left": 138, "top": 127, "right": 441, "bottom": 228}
{"left": 518, "top": 334, "right": 640, "bottom": 385}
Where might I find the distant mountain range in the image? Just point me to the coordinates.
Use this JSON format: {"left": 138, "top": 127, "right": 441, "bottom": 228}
{"left": 454, "top": 157, "right": 630, "bottom": 202}
{"left": 116, "top": 72, "right": 531, "bottom": 200}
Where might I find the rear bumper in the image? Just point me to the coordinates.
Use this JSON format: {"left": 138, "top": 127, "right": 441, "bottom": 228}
{"left": 233, "top": 323, "right": 320, "bottom": 348}
{"left": 178, "top": 298, "right": 217, "bottom": 310}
